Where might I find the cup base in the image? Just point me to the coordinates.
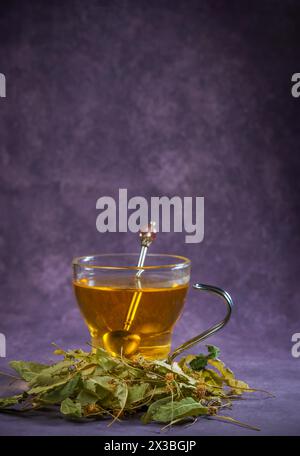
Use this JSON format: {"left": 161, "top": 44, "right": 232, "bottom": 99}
{"left": 91, "top": 335, "right": 171, "bottom": 360}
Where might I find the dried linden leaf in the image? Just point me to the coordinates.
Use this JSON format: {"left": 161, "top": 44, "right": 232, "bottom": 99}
{"left": 0, "top": 344, "right": 263, "bottom": 430}
{"left": 60, "top": 398, "right": 82, "bottom": 418}
{"left": 9, "top": 361, "right": 48, "bottom": 381}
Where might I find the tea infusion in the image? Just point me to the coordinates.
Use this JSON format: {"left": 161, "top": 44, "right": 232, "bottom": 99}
{"left": 74, "top": 278, "right": 188, "bottom": 359}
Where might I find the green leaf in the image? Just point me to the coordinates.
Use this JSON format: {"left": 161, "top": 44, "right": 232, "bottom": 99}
{"left": 154, "top": 360, "right": 196, "bottom": 384}
{"left": 115, "top": 382, "right": 128, "bottom": 410}
{"left": 206, "top": 345, "right": 220, "bottom": 360}
{"left": 28, "top": 360, "right": 74, "bottom": 394}
{"left": 40, "top": 374, "right": 81, "bottom": 404}
{"left": 84, "top": 375, "right": 117, "bottom": 399}
{"left": 80, "top": 366, "right": 96, "bottom": 377}
{"left": 189, "top": 354, "right": 208, "bottom": 371}
{"left": 127, "top": 383, "right": 150, "bottom": 405}
{"left": 28, "top": 378, "right": 70, "bottom": 395}
{"left": 9, "top": 361, "right": 48, "bottom": 381}
{"left": 76, "top": 389, "right": 99, "bottom": 406}
{"left": 202, "top": 369, "right": 223, "bottom": 387}
{"left": 113, "top": 364, "right": 141, "bottom": 379}
{"left": 96, "top": 348, "right": 119, "bottom": 372}
{"left": 27, "top": 361, "right": 77, "bottom": 395}
{"left": 189, "top": 346, "right": 220, "bottom": 372}
{"left": 0, "top": 395, "right": 22, "bottom": 408}
{"left": 141, "top": 397, "right": 171, "bottom": 424}
{"left": 143, "top": 397, "right": 208, "bottom": 424}
{"left": 208, "top": 359, "right": 250, "bottom": 394}
{"left": 60, "top": 398, "right": 82, "bottom": 418}
{"left": 29, "top": 360, "right": 74, "bottom": 388}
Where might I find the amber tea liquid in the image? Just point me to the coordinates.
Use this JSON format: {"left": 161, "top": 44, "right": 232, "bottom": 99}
{"left": 74, "top": 278, "right": 188, "bottom": 359}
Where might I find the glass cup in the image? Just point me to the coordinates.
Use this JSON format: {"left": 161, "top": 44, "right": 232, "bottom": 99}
{"left": 72, "top": 254, "right": 233, "bottom": 360}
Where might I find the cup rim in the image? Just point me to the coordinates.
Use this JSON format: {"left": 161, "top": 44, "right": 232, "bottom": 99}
{"left": 72, "top": 253, "right": 191, "bottom": 270}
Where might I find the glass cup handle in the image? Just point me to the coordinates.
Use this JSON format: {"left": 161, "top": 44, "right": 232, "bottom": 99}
{"left": 169, "top": 283, "right": 233, "bottom": 362}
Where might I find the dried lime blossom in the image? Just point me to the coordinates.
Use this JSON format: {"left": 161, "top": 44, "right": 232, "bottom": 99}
{"left": 0, "top": 344, "right": 271, "bottom": 430}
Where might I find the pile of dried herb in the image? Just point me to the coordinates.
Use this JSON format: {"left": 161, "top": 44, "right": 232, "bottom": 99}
{"left": 0, "top": 345, "right": 268, "bottom": 430}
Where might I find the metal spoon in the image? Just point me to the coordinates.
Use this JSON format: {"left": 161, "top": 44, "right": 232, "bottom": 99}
{"left": 102, "top": 222, "right": 156, "bottom": 356}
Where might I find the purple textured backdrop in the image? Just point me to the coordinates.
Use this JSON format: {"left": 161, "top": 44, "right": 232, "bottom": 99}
{"left": 0, "top": 0, "right": 300, "bottom": 435}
